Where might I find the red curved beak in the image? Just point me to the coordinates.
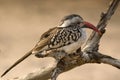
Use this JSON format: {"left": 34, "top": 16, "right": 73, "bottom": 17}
{"left": 83, "top": 21, "right": 102, "bottom": 35}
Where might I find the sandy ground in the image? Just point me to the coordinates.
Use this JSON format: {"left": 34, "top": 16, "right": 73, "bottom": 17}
{"left": 0, "top": 0, "right": 120, "bottom": 80}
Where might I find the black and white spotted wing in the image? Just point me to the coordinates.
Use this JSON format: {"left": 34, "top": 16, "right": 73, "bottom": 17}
{"left": 33, "top": 25, "right": 82, "bottom": 53}
{"left": 48, "top": 25, "right": 82, "bottom": 49}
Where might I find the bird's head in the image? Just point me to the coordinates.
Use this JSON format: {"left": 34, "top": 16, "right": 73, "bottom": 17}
{"left": 60, "top": 14, "right": 83, "bottom": 27}
{"left": 60, "top": 14, "right": 101, "bottom": 35}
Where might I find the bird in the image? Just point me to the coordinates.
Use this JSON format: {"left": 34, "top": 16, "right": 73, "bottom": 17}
{"left": 1, "top": 14, "right": 101, "bottom": 77}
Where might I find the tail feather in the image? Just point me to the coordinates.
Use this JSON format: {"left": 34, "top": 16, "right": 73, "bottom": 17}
{"left": 1, "top": 50, "right": 32, "bottom": 77}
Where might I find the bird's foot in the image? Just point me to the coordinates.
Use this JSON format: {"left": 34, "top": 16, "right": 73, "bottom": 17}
{"left": 35, "top": 51, "right": 47, "bottom": 58}
{"left": 35, "top": 49, "right": 67, "bottom": 60}
{"left": 47, "top": 50, "right": 67, "bottom": 61}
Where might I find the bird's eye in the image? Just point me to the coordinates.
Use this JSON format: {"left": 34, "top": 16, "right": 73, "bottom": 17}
{"left": 77, "top": 22, "right": 80, "bottom": 24}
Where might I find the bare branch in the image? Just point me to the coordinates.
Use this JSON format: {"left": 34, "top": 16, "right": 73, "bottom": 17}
{"left": 83, "top": 0, "right": 120, "bottom": 52}
{"left": 5, "top": 51, "right": 120, "bottom": 80}
{"left": 6, "top": 59, "right": 57, "bottom": 80}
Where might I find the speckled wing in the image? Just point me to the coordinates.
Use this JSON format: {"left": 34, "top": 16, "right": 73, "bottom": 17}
{"left": 32, "top": 27, "right": 61, "bottom": 53}
{"left": 32, "top": 25, "right": 82, "bottom": 54}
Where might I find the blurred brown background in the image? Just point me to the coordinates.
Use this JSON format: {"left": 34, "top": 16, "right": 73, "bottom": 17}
{"left": 0, "top": 0, "right": 120, "bottom": 80}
